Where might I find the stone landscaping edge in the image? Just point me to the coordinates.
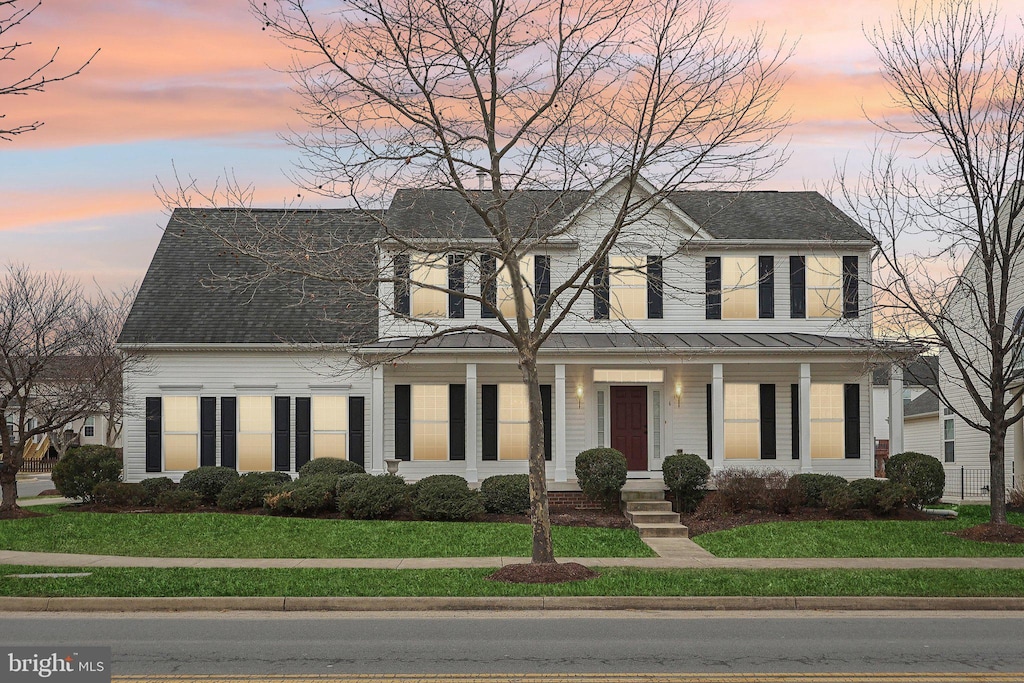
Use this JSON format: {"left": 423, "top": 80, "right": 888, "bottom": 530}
{"left": 1, "top": 596, "right": 1024, "bottom": 612}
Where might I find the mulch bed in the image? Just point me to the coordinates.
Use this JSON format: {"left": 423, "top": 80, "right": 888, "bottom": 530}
{"left": 680, "top": 506, "right": 934, "bottom": 536}
{"left": 0, "top": 507, "right": 48, "bottom": 520}
{"left": 952, "top": 523, "right": 1024, "bottom": 544}
{"left": 486, "top": 561, "right": 600, "bottom": 583}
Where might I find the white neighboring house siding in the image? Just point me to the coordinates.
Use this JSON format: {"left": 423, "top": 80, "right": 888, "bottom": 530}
{"left": 903, "top": 413, "right": 941, "bottom": 461}
{"left": 123, "top": 350, "right": 371, "bottom": 482}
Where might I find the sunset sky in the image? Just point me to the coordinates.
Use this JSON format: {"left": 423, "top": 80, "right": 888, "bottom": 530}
{"left": 4, "top": 0, "right": 1024, "bottom": 294}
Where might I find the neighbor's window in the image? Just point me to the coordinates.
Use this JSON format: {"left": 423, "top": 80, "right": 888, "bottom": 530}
{"left": 722, "top": 257, "right": 758, "bottom": 319}
{"left": 412, "top": 385, "right": 448, "bottom": 461}
{"left": 724, "top": 383, "right": 759, "bottom": 459}
{"left": 807, "top": 256, "right": 841, "bottom": 318}
{"left": 163, "top": 396, "right": 198, "bottom": 471}
{"left": 84, "top": 416, "right": 95, "bottom": 438}
{"left": 313, "top": 395, "right": 348, "bottom": 460}
{"left": 497, "top": 256, "right": 534, "bottom": 318}
{"left": 411, "top": 255, "right": 448, "bottom": 318}
{"left": 810, "top": 383, "right": 844, "bottom": 458}
{"left": 238, "top": 396, "right": 273, "bottom": 471}
{"left": 610, "top": 255, "right": 647, "bottom": 320}
{"left": 499, "top": 383, "right": 529, "bottom": 460}
{"left": 944, "top": 416, "right": 955, "bottom": 463}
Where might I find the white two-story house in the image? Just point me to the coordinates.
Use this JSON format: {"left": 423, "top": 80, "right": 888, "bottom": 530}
{"left": 118, "top": 180, "right": 905, "bottom": 488}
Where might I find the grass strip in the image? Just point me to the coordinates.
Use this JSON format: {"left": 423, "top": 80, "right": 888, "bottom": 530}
{"left": 0, "top": 506, "right": 653, "bottom": 559}
{"left": 695, "top": 505, "right": 1024, "bottom": 558}
{"left": 2, "top": 566, "right": 1024, "bottom": 597}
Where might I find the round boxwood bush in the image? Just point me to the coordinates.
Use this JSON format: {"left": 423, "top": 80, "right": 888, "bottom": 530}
{"left": 480, "top": 474, "right": 530, "bottom": 514}
{"left": 51, "top": 445, "right": 122, "bottom": 502}
{"left": 574, "top": 448, "right": 627, "bottom": 507}
{"left": 139, "top": 477, "right": 175, "bottom": 505}
{"left": 411, "top": 475, "right": 484, "bottom": 521}
{"left": 338, "top": 474, "right": 408, "bottom": 520}
{"left": 264, "top": 474, "right": 338, "bottom": 516}
{"left": 847, "top": 478, "right": 911, "bottom": 516}
{"left": 886, "top": 451, "right": 944, "bottom": 508}
{"left": 661, "top": 452, "right": 710, "bottom": 513}
{"left": 787, "top": 473, "right": 849, "bottom": 508}
{"left": 217, "top": 471, "right": 292, "bottom": 510}
{"left": 336, "top": 472, "right": 374, "bottom": 496}
{"left": 155, "top": 488, "right": 201, "bottom": 512}
{"left": 178, "top": 466, "right": 240, "bottom": 505}
{"left": 297, "top": 457, "right": 364, "bottom": 479}
{"left": 92, "top": 481, "right": 146, "bottom": 508}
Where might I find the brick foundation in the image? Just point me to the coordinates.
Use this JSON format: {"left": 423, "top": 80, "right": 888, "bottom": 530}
{"left": 547, "top": 491, "right": 604, "bottom": 509}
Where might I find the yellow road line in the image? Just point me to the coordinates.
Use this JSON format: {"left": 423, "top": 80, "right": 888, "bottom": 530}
{"left": 111, "top": 674, "right": 1024, "bottom": 683}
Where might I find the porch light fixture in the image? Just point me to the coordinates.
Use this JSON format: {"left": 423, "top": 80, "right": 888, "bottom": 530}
{"left": 576, "top": 385, "right": 584, "bottom": 408}
{"left": 674, "top": 382, "right": 682, "bottom": 407}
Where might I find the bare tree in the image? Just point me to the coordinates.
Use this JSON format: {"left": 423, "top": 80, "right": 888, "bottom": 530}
{"left": 0, "top": 265, "right": 125, "bottom": 516}
{"left": 838, "top": 0, "right": 1024, "bottom": 527}
{"left": 165, "top": 0, "right": 790, "bottom": 564}
{"left": 0, "top": 0, "right": 97, "bottom": 140}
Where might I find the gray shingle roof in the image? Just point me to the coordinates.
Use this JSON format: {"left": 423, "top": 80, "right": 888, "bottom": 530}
{"left": 118, "top": 209, "right": 380, "bottom": 345}
{"left": 872, "top": 357, "right": 940, "bottom": 386}
{"left": 905, "top": 391, "right": 940, "bottom": 417}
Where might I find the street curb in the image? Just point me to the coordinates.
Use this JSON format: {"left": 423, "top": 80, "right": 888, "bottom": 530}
{"left": 3, "top": 596, "right": 1024, "bottom": 612}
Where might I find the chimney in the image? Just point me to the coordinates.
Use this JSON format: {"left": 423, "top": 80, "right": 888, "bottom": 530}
{"left": 476, "top": 171, "right": 488, "bottom": 191}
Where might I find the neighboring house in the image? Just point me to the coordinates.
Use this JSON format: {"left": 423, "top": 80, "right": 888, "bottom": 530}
{"left": 902, "top": 391, "right": 941, "bottom": 461}
{"left": 118, "top": 181, "right": 906, "bottom": 486}
{"left": 871, "top": 356, "right": 939, "bottom": 473}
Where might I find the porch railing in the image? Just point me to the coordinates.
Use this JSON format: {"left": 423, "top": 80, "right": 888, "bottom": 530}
{"left": 20, "top": 457, "right": 56, "bottom": 474}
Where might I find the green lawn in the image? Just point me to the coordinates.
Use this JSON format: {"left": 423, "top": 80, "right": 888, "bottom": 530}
{"left": 2, "top": 566, "right": 1024, "bottom": 597}
{"left": 0, "top": 506, "right": 653, "bottom": 559}
{"left": 695, "top": 505, "right": 1024, "bottom": 558}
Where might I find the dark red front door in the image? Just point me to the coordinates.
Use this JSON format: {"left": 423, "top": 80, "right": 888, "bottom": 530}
{"left": 611, "top": 386, "right": 648, "bottom": 471}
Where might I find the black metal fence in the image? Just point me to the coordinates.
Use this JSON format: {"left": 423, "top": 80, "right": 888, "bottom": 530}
{"left": 945, "top": 464, "right": 1016, "bottom": 500}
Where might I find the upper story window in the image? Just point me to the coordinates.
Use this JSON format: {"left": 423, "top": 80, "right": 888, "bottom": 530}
{"left": 706, "top": 256, "right": 773, "bottom": 320}
{"left": 595, "top": 255, "right": 663, "bottom": 321}
{"left": 807, "top": 256, "right": 841, "bottom": 318}
{"left": 84, "top": 416, "right": 95, "bottom": 437}
{"left": 789, "top": 255, "right": 859, "bottom": 320}
{"left": 497, "top": 256, "right": 534, "bottom": 318}
{"left": 722, "top": 257, "right": 758, "bottom": 319}
{"left": 411, "top": 255, "right": 448, "bottom": 318}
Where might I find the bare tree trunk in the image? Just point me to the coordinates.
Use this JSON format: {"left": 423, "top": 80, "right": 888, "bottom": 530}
{"left": 0, "top": 444, "right": 23, "bottom": 512}
{"left": 521, "top": 351, "right": 554, "bottom": 564}
{"left": 991, "top": 427, "right": 1008, "bottom": 525}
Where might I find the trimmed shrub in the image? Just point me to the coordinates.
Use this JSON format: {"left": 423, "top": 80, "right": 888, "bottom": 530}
{"left": 787, "top": 473, "right": 849, "bottom": 508}
{"left": 712, "top": 468, "right": 796, "bottom": 513}
{"left": 846, "top": 478, "right": 912, "bottom": 516}
{"left": 480, "top": 474, "right": 530, "bottom": 514}
{"left": 297, "top": 457, "right": 364, "bottom": 479}
{"left": 178, "top": 466, "right": 240, "bottom": 505}
{"left": 217, "top": 472, "right": 292, "bottom": 510}
{"left": 1011, "top": 483, "right": 1024, "bottom": 510}
{"left": 51, "top": 445, "right": 122, "bottom": 502}
{"left": 92, "top": 481, "right": 146, "bottom": 508}
{"left": 411, "top": 475, "right": 484, "bottom": 521}
{"left": 574, "top": 448, "right": 628, "bottom": 507}
{"left": 823, "top": 485, "right": 855, "bottom": 517}
{"left": 155, "top": 488, "right": 200, "bottom": 512}
{"left": 661, "top": 452, "right": 710, "bottom": 513}
{"left": 339, "top": 474, "right": 408, "bottom": 520}
{"left": 139, "top": 477, "right": 175, "bottom": 505}
{"left": 336, "top": 472, "right": 374, "bottom": 496}
{"left": 264, "top": 474, "right": 338, "bottom": 516}
{"left": 886, "top": 451, "right": 945, "bottom": 508}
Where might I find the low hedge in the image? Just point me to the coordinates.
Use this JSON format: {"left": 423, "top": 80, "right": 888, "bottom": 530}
{"left": 154, "top": 488, "right": 201, "bottom": 512}
{"left": 92, "top": 481, "right": 146, "bottom": 508}
{"left": 339, "top": 474, "right": 408, "bottom": 520}
{"left": 264, "top": 474, "right": 338, "bottom": 516}
{"left": 178, "top": 466, "right": 239, "bottom": 505}
{"left": 297, "top": 458, "right": 364, "bottom": 479}
{"left": 217, "top": 472, "right": 292, "bottom": 510}
{"left": 411, "top": 475, "right": 484, "bottom": 521}
{"left": 788, "top": 473, "right": 849, "bottom": 508}
{"left": 139, "top": 477, "right": 175, "bottom": 505}
{"left": 480, "top": 474, "right": 530, "bottom": 514}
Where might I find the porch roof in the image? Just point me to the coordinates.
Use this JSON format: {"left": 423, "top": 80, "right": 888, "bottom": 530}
{"left": 361, "top": 332, "right": 907, "bottom": 355}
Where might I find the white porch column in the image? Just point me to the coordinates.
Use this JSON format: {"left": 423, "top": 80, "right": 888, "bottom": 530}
{"left": 711, "top": 363, "right": 725, "bottom": 472}
{"left": 465, "top": 363, "right": 478, "bottom": 483}
{"left": 800, "top": 363, "right": 812, "bottom": 473}
{"left": 889, "top": 365, "right": 904, "bottom": 457}
{"left": 371, "top": 365, "right": 385, "bottom": 475}
{"left": 554, "top": 364, "right": 568, "bottom": 482}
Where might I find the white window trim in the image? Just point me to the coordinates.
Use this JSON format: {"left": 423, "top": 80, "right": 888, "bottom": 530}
{"left": 723, "top": 383, "right": 760, "bottom": 460}
{"left": 412, "top": 384, "right": 449, "bottom": 461}
{"left": 806, "top": 255, "right": 842, "bottom": 319}
{"left": 312, "top": 395, "right": 349, "bottom": 460}
{"left": 498, "top": 383, "right": 530, "bottom": 461}
{"left": 943, "top": 416, "right": 955, "bottom": 463}
{"left": 721, "top": 256, "right": 759, "bottom": 320}
{"left": 163, "top": 395, "right": 199, "bottom": 472}
{"left": 609, "top": 255, "right": 647, "bottom": 321}
{"left": 237, "top": 395, "right": 274, "bottom": 472}
{"left": 411, "top": 253, "right": 449, "bottom": 319}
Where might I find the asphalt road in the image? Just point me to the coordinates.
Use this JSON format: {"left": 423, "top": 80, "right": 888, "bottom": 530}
{"left": 15, "top": 474, "right": 55, "bottom": 497}
{"left": 2, "top": 611, "right": 1023, "bottom": 676}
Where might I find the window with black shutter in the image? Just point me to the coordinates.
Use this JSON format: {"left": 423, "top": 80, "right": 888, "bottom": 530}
{"left": 790, "top": 384, "right": 800, "bottom": 460}
{"left": 394, "top": 254, "right": 410, "bottom": 315}
{"left": 274, "top": 397, "right": 291, "bottom": 471}
{"left": 758, "top": 256, "right": 774, "bottom": 319}
{"left": 759, "top": 384, "right": 776, "bottom": 459}
{"left": 844, "top": 383, "right": 861, "bottom": 458}
{"left": 482, "top": 384, "right": 498, "bottom": 460}
{"left": 448, "top": 254, "right": 465, "bottom": 319}
{"left": 200, "top": 397, "right": 217, "bottom": 467}
{"left": 449, "top": 385, "right": 466, "bottom": 461}
{"left": 593, "top": 257, "right": 610, "bottom": 319}
{"left": 348, "top": 396, "right": 365, "bottom": 468}
{"left": 395, "top": 385, "right": 411, "bottom": 461}
{"left": 705, "top": 384, "right": 713, "bottom": 460}
{"left": 705, "top": 257, "right": 722, "bottom": 320}
{"left": 535, "top": 255, "right": 550, "bottom": 315}
{"left": 480, "top": 254, "right": 497, "bottom": 319}
{"left": 790, "top": 256, "right": 806, "bottom": 318}
{"left": 842, "top": 255, "right": 859, "bottom": 318}
{"left": 295, "top": 397, "right": 311, "bottom": 470}
{"left": 647, "top": 256, "right": 663, "bottom": 319}
{"left": 220, "top": 397, "right": 236, "bottom": 469}
{"left": 541, "top": 384, "right": 552, "bottom": 461}
{"left": 145, "top": 397, "right": 162, "bottom": 472}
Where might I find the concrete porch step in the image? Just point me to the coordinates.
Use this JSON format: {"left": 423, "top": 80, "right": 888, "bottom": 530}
{"left": 625, "top": 510, "right": 681, "bottom": 525}
{"left": 633, "top": 522, "right": 690, "bottom": 538}
{"left": 623, "top": 500, "right": 674, "bottom": 512}
{"left": 620, "top": 490, "right": 666, "bottom": 502}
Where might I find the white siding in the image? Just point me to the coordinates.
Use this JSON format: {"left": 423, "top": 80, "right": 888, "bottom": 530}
{"left": 903, "top": 414, "right": 941, "bottom": 460}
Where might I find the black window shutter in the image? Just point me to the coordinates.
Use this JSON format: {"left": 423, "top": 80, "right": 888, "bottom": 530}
{"left": 348, "top": 396, "right": 365, "bottom": 468}
{"left": 200, "top": 397, "right": 217, "bottom": 467}
{"left": 395, "top": 385, "right": 411, "bottom": 461}
{"left": 145, "top": 397, "right": 162, "bottom": 472}
{"left": 844, "top": 383, "right": 861, "bottom": 458}
{"left": 790, "top": 384, "right": 800, "bottom": 460}
{"left": 705, "top": 383, "right": 713, "bottom": 460}
{"left": 220, "top": 397, "right": 236, "bottom": 469}
{"left": 790, "top": 256, "right": 806, "bottom": 319}
{"left": 274, "top": 396, "right": 291, "bottom": 471}
{"left": 535, "top": 255, "right": 551, "bottom": 314}
{"left": 758, "top": 256, "right": 774, "bottom": 319}
{"left": 295, "top": 397, "right": 311, "bottom": 470}
{"left": 593, "top": 257, "right": 610, "bottom": 319}
{"left": 480, "top": 254, "right": 497, "bottom": 319}
{"left": 647, "top": 256, "right": 663, "bottom": 319}
{"left": 448, "top": 254, "right": 465, "bottom": 319}
{"left": 394, "top": 254, "right": 410, "bottom": 315}
{"left": 705, "top": 257, "right": 722, "bottom": 320}
{"left": 842, "top": 255, "right": 859, "bottom": 318}
{"left": 541, "top": 384, "right": 552, "bottom": 461}
{"left": 759, "top": 384, "right": 777, "bottom": 459}
{"left": 482, "top": 384, "right": 498, "bottom": 460}
{"left": 449, "top": 385, "right": 465, "bottom": 461}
